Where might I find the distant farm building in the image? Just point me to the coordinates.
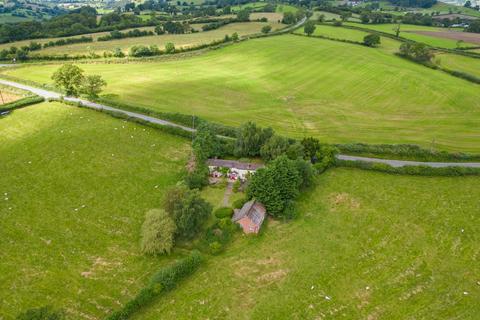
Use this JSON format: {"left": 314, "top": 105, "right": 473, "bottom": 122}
{"left": 232, "top": 200, "right": 266, "bottom": 234}
{"left": 207, "top": 159, "right": 263, "bottom": 181}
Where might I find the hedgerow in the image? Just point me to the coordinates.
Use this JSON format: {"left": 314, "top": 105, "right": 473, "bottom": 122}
{"left": 107, "top": 250, "right": 203, "bottom": 320}
{"left": 0, "top": 95, "right": 44, "bottom": 113}
{"left": 336, "top": 159, "right": 480, "bottom": 176}
{"left": 93, "top": 97, "right": 237, "bottom": 138}
{"left": 335, "top": 143, "right": 480, "bottom": 162}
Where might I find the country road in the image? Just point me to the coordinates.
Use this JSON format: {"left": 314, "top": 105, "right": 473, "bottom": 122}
{"left": 1, "top": 77, "right": 480, "bottom": 169}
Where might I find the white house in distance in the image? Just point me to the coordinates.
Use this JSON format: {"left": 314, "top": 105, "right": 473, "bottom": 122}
{"left": 207, "top": 159, "right": 263, "bottom": 181}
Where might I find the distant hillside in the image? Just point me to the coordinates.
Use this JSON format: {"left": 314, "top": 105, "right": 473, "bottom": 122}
{"left": 0, "top": 0, "right": 66, "bottom": 23}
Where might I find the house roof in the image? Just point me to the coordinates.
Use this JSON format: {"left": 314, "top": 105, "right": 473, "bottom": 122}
{"left": 207, "top": 159, "right": 264, "bottom": 171}
{"left": 232, "top": 200, "right": 266, "bottom": 226}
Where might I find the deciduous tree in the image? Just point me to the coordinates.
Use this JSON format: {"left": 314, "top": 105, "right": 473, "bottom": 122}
{"left": 140, "top": 209, "right": 176, "bottom": 255}
{"left": 52, "top": 64, "right": 84, "bottom": 96}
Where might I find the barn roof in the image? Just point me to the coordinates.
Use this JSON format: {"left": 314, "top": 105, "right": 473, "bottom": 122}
{"left": 232, "top": 200, "right": 266, "bottom": 226}
{"left": 207, "top": 159, "right": 264, "bottom": 170}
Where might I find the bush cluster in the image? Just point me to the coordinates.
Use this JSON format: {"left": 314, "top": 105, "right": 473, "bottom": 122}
{"left": 107, "top": 251, "right": 203, "bottom": 320}
{"left": 204, "top": 217, "right": 239, "bottom": 254}
{"left": 214, "top": 207, "right": 234, "bottom": 219}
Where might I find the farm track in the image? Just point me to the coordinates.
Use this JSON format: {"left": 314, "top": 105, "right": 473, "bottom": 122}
{"left": 2, "top": 74, "right": 480, "bottom": 169}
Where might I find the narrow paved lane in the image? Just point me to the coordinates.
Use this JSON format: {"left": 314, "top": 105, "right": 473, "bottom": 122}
{"left": 0, "top": 78, "right": 194, "bottom": 132}
{"left": 336, "top": 155, "right": 480, "bottom": 168}
{"left": 2, "top": 78, "right": 479, "bottom": 169}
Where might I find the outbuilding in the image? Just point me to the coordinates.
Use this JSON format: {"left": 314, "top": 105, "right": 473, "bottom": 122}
{"left": 232, "top": 200, "right": 266, "bottom": 234}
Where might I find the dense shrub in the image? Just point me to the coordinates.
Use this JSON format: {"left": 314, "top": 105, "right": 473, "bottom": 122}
{"left": 129, "top": 45, "right": 160, "bottom": 57}
{"left": 214, "top": 207, "right": 234, "bottom": 219}
{"left": 233, "top": 197, "right": 247, "bottom": 209}
{"left": 185, "top": 161, "right": 210, "bottom": 190}
{"left": 363, "top": 34, "right": 380, "bottom": 47}
{"left": 0, "top": 95, "right": 44, "bottom": 113}
{"left": 204, "top": 218, "right": 238, "bottom": 254}
{"left": 107, "top": 251, "right": 202, "bottom": 320}
{"left": 16, "top": 306, "right": 64, "bottom": 320}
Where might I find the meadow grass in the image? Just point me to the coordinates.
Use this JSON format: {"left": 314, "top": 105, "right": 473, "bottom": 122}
{"left": 131, "top": 168, "right": 480, "bottom": 319}
{"left": 0, "top": 102, "right": 191, "bottom": 318}
{"left": 7, "top": 35, "right": 480, "bottom": 152}
{"left": 343, "top": 22, "right": 477, "bottom": 48}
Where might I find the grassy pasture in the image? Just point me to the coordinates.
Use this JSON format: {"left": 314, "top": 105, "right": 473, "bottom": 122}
{"left": 418, "top": 2, "right": 480, "bottom": 18}
{"left": 250, "top": 12, "right": 283, "bottom": 22}
{"left": 295, "top": 24, "right": 405, "bottom": 52}
{"left": 33, "top": 22, "right": 284, "bottom": 56}
{"left": 436, "top": 52, "right": 480, "bottom": 78}
{"left": 0, "top": 102, "right": 190, "bottom": 318}
{"left": 344, "top": 22, "right": 477, "bottom": 48}
{"left": 0, "top": 26, "right": 157, "bottom": 52}
{"left": 132, "top": 168, "right": 480, "bottom": 319}
{"left": 8, "top": 34, "right": 480, "bottom": 152}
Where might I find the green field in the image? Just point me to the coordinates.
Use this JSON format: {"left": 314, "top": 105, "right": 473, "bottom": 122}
{"left": 132, "top": 168, "right": 480, "bottom": 319}
{"left": 418, "top": 2, "right": 480, "bottom": 18}
{"left": 7, "top": 34, "right": 480, "bottom": 152}
{"left": 0, "top": 102, "right": 191, "bottom": 318}
{"left": 294, "top": 24, "right": 406, "bottom": 52}
{"left": 344, "top": 22, "right": 477, "bottom": 49}
{"left": 30, "top": 22, "right": 283, "bottom": 56}
{"left": 437, "top": 52, "right": 480, "bottom": 78}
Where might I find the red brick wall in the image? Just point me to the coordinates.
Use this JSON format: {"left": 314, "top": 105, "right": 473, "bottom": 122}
{"left": 236, "top": 217, "right": 259, "bottom": 234}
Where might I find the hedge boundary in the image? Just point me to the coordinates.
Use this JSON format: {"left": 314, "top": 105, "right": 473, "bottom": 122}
{"left": 52, "top": 98, "right": 194, "bottom": 139}
{"left": 335, "top": 143, "right": 480, "bottom": 162}
{"left": 336, "top": 159, "right": 480, "bottom": 176}
{"left": 106, "top": 251, "right": 203, "bottom": 320}
{"left": 0, "top": 95, "right": 44, "bottom": 113}
{"left": 94, "top": 97, "right": 237, "bottom": 138}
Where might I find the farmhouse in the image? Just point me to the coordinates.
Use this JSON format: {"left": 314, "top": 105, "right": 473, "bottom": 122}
{"left": 207, "top": 159, "right": 263, "bottom": 181}
{"left": 232, "top": 200, "right": 266, "bottom": 234}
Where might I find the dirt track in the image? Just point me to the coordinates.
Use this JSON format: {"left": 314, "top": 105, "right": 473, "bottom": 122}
{"left": 411, "top": 30, "right": 480, "bottom": 45}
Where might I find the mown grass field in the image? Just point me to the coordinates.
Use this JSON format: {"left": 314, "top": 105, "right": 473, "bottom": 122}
{"left": 0, "top": 21, "right": 284, "bottom": 56}
{"left": 296, "top": 24, "right": 400, "bottom": 51}
{"left": 38, "top": 22, "right": 284, "bottom": 56}
{"left": 0, "top": 102, "right": 191, "bottom": 318}
{"left": 437, "top": 52, "right": 480, "bottom": 78}
{"left": 131, "top": 168, "right": 480, "bottom": 319}
{"left": 297, "top": 24, "right": 480, "bottom": 77}
{"left": 7, "top": 34, "right": 480, "bottom": 152}
{"left": 0, "top": 26, "right": 157, "bottom": 52}
{"left": 344, "top": 22, "right": 477, "bottom": 48}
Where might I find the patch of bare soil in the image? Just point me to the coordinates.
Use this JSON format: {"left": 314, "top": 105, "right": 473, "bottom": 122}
{"left": 409, "top": 30, "right": 480, "bottom": 45}
{"left": 0, "top": 92, "right": 21, "bottom": 105}
{"left": 329, "top": 193, "right": 361, "bottom": 210}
